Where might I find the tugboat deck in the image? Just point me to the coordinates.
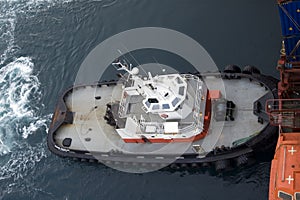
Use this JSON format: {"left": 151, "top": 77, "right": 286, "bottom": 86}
{"left": 54, "top": 75, "right": 269, "bottom": 155}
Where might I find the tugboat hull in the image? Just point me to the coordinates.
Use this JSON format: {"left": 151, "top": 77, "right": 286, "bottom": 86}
{"left": 48, "top": 72, "right": 278, "bottom": 171}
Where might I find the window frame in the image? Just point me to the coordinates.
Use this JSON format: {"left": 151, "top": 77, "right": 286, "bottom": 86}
{"left": 295, "top": 192, "right": 300, "bottom": 200}
{"left": 278, "top": 191, "right": 293, "bottom": 200}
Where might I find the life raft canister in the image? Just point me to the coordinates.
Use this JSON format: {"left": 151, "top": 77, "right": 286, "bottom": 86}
{"left": 160, "top": 114, "right": 168, "bottom": 118}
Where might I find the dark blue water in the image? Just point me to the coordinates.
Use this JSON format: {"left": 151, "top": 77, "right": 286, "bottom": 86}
{"left": 0, "top": 0, "right": 281, "bottom": 199}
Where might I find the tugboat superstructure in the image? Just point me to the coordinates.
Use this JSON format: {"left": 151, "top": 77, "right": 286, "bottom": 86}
{"left": 106, "top": 62, "right": 211, "bottom": 143}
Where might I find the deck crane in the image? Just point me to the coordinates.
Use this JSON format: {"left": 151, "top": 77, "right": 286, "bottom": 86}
{"left": 268, "top": 0, "right": 300, "bottom": 199}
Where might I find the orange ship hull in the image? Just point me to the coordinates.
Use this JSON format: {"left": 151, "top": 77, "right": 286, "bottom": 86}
{"left": 269, "top": 133, "right": 300, "bottom": 200}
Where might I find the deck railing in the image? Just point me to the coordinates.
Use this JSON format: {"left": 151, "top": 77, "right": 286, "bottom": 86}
{"left": 191, "top": 77, "right": 204, "bottom": 129}
{"left": 266, "top": 99, "right": 300, "bottom": 128}
{"left": 118, "top": 92, "right": 127, "bottom": 118}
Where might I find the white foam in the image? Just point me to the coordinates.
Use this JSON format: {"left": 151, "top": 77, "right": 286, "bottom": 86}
{"left": 0, "top": 143, "right": 46, "bottom": 182}
{"left": 0, "top": 1, "right": 72, "bottom": 194}
{"left": 0, "top": 16, "right": 17, "bottom": 66}
{"left": 22, "top": 115, "right": 51, "bottom": 139}
{"left": 0, "top": 0, "right": 79, "bottom": 156}
{"left": 0, "top": 57, "right": 50, "bottom": 154}
{"left": 0, "top": 143, "right": 10, "bottom": 156}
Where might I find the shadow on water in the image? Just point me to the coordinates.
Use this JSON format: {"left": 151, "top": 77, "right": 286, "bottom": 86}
{"left": 45, "top": 156, "right": 270, "bottom": 200}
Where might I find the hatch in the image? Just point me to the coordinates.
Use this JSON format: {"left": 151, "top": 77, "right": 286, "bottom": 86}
{"left": 278, "top": 191, "right": 293, "bottom": 200}
{"left": 296, "top": 193, "right": 300, "bottom": 200}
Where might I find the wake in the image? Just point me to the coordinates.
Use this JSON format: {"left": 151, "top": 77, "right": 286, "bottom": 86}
{"left": 0, "top": 57, "right": 49, "bottom": 155}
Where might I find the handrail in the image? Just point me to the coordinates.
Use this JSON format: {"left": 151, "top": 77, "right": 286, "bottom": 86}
{"left": 266, "top": 99, "right": 300, "bottom": 113}
{"left": 266, "top": 99, "right": 300, "bottom": 128}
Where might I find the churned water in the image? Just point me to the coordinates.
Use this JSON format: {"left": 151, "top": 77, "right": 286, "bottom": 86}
{"left": 0, "top": 0, "right": 281, "bottom": 199}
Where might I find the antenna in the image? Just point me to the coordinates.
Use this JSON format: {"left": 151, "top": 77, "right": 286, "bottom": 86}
{"left": 148, "top": 72, "right": 153, "bottom": 81}
{"left": 117, "top": 49, "right": 133, "bottom": 68}
{"left": 153, "top": 57, "right": 166, "bottom": 74}
{"left": 112, "top": 61, "right": 130, "bottom": 74}
{"left": 119, "top": 45, "right": 148, "bottom": 76}
{"left": 112, "top": 60, "right": 140, "bottom": 77}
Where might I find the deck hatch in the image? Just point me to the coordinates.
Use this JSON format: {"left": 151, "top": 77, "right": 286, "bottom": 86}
{"left": 62, "top": 138, "right": 72, "bottom": 147}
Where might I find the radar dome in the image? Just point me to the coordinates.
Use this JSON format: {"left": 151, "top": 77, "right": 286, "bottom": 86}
{"left": 131, "top": 67, "right": 139, "bottom": 75}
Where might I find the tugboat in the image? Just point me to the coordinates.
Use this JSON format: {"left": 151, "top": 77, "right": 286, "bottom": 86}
{"left": 48, "top": 59, "right": 278, "bottom": 171}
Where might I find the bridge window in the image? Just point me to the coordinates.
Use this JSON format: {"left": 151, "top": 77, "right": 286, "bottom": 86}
{"left": 278, "top": 191, "right": 292, "bottom": 200}
{"left": 148, "top": 98, "right": 159, "bottom": 104}
{"left": 172, "top": 97, "right": 180, "bottom": 107}
{"left": 152, "top": 104, "right": 160, "bottom": 110}
{"left": 145, "top": 101, "right": 151, "bottom": 108}
{"left": 178, "top": 86, "right": 185, "bottom": 96}
{"left": 162, "top": 104, "right": 170, "bottom": 109}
